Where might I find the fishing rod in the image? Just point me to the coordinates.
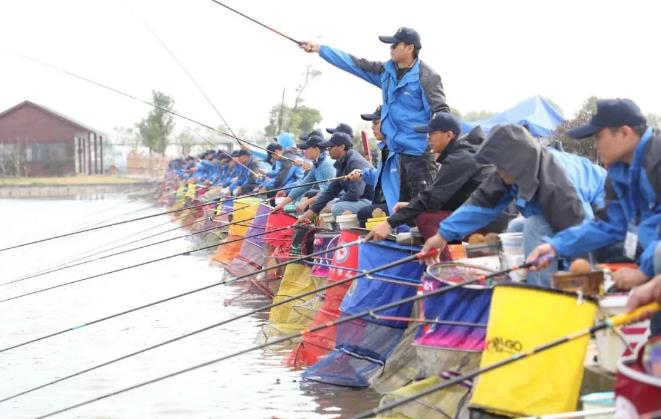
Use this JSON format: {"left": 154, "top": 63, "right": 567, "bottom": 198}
{"left": 125, "top": 0, "right": 238, "bottom": 139}
{"left": 2, "top": 49, "right": 299, "bottom": 165}
{"left": 14, "top": 210, "right": 195, "bottom": 284}
{"left": 0, "top": 213, "right": 272, "bottom": 304}
{"left": 125, "top": 3, "right": 288, "bottom": 177}
{"left": 0, "top": 231, "right": 351, "bottom": 358}
{"left": 34, "top": 253, "right": 546, "bottom": 418}
{"left": 350, "top": 302, "right": 661, "bottom": 419}
{"left": 0, "top": 175, "right": 346, "bottom": 253}
{"left": 0, "top": 203, "right": 257, "bottom": 286}
{"left": 0, "top": 236, "right": 363, "bottom": 404}
{"left": 209, "top": 0, "right": 301, "bottom": 45}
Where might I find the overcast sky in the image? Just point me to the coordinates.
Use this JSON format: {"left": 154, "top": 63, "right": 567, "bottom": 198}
{"left": 1, "top": 0, "right": 659, "bottom": 141}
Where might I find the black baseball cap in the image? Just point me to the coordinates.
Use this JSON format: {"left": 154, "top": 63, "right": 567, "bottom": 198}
{"left": 326, "top": 122, "right": 354, "bottom": 137}
{"left": 379, "top": 27, "right": 422, "bottom": 50}
{"left": 413, "top": 112, "right": 462, "bottom": 136}
{"left": 361, "top": 105, "right": 382, "bottom": 121}
{"left": 567, "top": 98, "right": 647, "bottom": 139}
{"left": 297, "top": 134, "right": 326, "bottom": 150}
{"left": 300, "top": 129, "right": 324, "bottom": 141}
{"left": 236, "top": 149, "right": 251, "bottom": 157}
{"left": 319, "top": 132, "right": 353, "bottom": 149}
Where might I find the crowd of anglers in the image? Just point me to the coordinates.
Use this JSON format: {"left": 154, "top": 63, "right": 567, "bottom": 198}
{"left": 2, "top": 16, "right": 660, "bottom": 418}
{"left": 152, "top": 26, "right": 661, "bottom": 418}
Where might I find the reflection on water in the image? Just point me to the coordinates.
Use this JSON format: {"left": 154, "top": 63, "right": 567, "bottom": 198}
{"left": 0, "top": 197, "right": 380, "bottom": 418}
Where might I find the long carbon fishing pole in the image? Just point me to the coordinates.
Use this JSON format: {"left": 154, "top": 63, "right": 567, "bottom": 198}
{"left": 0, "top": 236, "right": 363, "bottom": 403}
{"left": 351, "top": 302, "right": 661, "bottom": 419}
{"left": 15, "top": 212, "right": 194, "bottom": 283}
{"left": 8, "top": 205, "right": 170, "bottom": 283}
{"left": 14, "top": 210, "right": 194, "bottom": 284}
{"left": 209, "top": 0, "right": 301, "bottom": 45}
{"left": 0, "top": 213, "right": 271, "bottom": 304}
{"left": 1, "top": 203, "right": 258, "bottom": 286}
{"left": 35, "top": 253, "right": 549, "bottom": 418}
{"left": 0, "top": 223, "right": 294, "bottom": 357}
{"left": 2, "top": 49, "right": 298, "bottom": 166}
{"left": 125, "top": 1, "right": 238, "bottom": 139}
{"left": 0, "top": 175, "right": 345, "bottom": 253}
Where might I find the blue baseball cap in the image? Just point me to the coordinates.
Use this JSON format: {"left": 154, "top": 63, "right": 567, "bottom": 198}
{"left": 361, "top": 105, "right": 382, "bottom": 121}
{"left": 319, "top": 132, "right": 353, "bottom": 149}
{"left": 379, "top": 27, "right": 422, "bottom": 50}
{"left": 297, "top": 134, "right": 326, "bottom": 150}
{"left": 413, "top": 113, "right": 462, "bottom": 136}
{"left": 567, "top": 98, "right": 647, "bottom": 139}
{"left": 299, "top": 128, "right": 324, "bottom": 141}
{"left": 326, "top": 122, "right": 354, "bottom": 137}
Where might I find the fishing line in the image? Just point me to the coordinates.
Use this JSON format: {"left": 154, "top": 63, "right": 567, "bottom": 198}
{"left": 1, "top": 48, "right": 298, "bottom": 165}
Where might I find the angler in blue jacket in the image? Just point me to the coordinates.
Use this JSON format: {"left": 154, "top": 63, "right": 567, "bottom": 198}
{"left": 298, "top": 132, "right": 374, "bottom": 220}
{"left": 272, "top": 133, "right": 336, "bottom": 213}
{"left": 301, "top": 27, "right": 448, "bottom": 213}
{"left": 420, "top": 124, "right": 607, "bottom": 287}
{"left": 529, "top": 99, "right": 661, "bottom": 334}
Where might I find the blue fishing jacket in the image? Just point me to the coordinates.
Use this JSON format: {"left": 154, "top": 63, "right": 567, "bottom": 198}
{"left": 549, "top": 128, "right": 661, "bottom": 276}
{"left": 319, "top": 45, "right": 449, "bottom": 213}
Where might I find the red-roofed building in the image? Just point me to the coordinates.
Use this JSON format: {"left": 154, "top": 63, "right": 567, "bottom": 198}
{"left": 0, "top": 100, "right": 104, "bottom": 176}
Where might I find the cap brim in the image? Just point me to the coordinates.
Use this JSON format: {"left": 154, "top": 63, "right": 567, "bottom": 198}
{"left": 318, "top": 141, "right": 334, "bottom": 148}
{"left": 413, "top": 124, "right": 433, "bottom": 133}
{"left": 326, "top": 128, "right": 336, "bottom": 134}
{"left": 566, "top": 123, "right": 601, "bottom": 139}
{"left": 378, "top": 35, "right": 397, "bottom": 44}
{"left": 296, "top": 142, "right": 310, "bottom": 149}
{"left": 361, "top": 113, "right": 378, "bottom": 121}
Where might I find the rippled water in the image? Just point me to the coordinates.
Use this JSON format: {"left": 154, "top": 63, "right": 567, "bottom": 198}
{"left": 0, "top": 197, "right": 380, "bottom": 418}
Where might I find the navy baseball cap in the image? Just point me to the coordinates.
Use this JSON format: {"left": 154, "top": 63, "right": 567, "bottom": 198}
{"left": 236, "top": 149, "right": 251, "bottom": 157}
{"left": 361, "top": 105, "right": 383, "bottom": 121}
{"left": 299, "top": 129, "right": 324, "bottom": 141}
{"left": 326, "top": 122, "right": 354, "bottom": 137}
{"left": 379, "top": 27, "right": 422, "bottom": 50}
{"left": 567, "top": 98, "right": 647, "bottom": 139}
{"left": 413, "top": 113, "right": 462, "bottom": 136}
{"left": 297, "top": 134, "right": 326, "bottom": 150}
{"left": 319, "top": 132, "right": 353, "bottom": 149}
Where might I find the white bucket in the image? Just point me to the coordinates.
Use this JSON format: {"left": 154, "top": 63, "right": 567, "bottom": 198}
{"left": 318, "top": 213, "right": 335, "bottom": 230}
{"left": 499, "top": 232, "right": 524, "bottom": 255}
{"left": 595, "top": 295, "right": 650, "bottom": 373}
{"left": 335, "top": 214, "right": 359, "bottom": 230}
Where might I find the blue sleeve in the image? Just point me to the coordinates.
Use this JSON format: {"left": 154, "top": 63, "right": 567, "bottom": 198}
{"left": 361, "top": 167, "right": 379, "bottom": 186}
{"left": 439, "top": 195, "right": 513, "bottom": 242}
{"left": 317, "top": 161, "right": 337, "bottom": 193}
{"left": 287, "top": 170, "right": 315, "bottom": 202}
{"left": 249, "top": 148, "right": 268, "bottom": 160}
{"left": 637, "top": 213, "right": 661, "bottom": 276}
{"left": 548, "top": 197, "right": 628, "bottom": 257}
{"left": 319, "top": 45, "right": 382, "bottom": 87}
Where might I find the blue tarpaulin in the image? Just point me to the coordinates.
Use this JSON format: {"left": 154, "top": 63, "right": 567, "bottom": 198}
{"left": 461, "top": 96, "right": 565, "bottom": 138}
